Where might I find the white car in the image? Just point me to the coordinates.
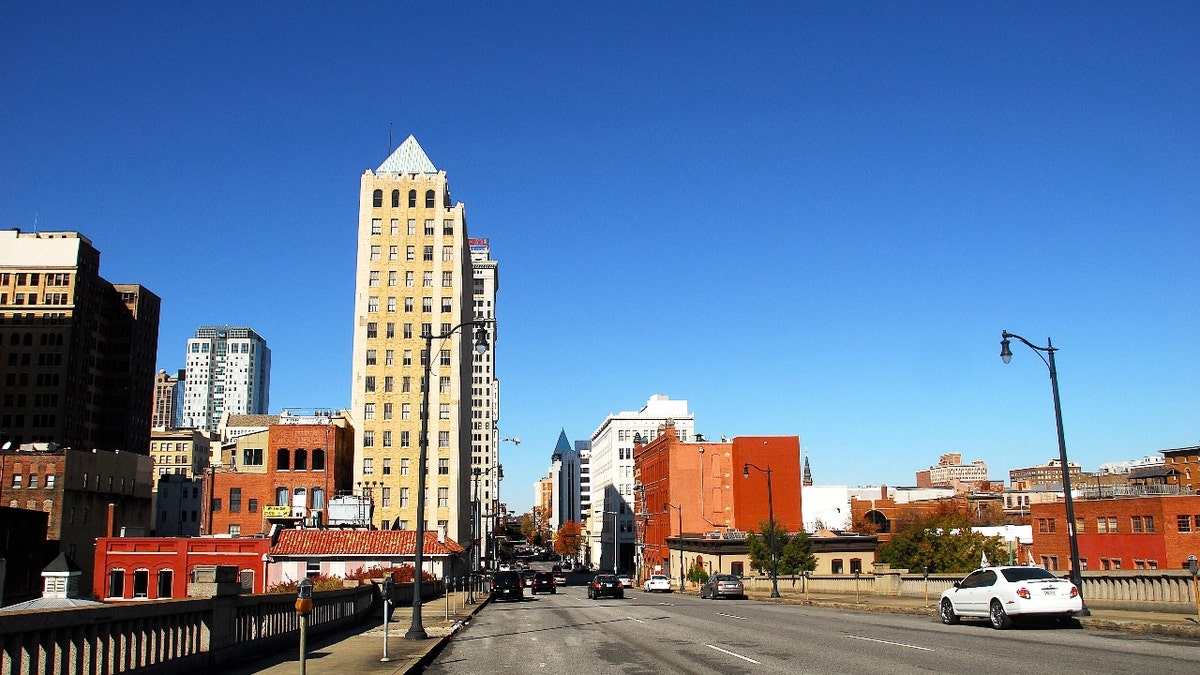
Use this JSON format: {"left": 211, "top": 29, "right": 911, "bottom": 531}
{"left": 617, "top": 575, "right": 634, "bottom": 588}
{"left": 939, "top": 566, "right": 1082, "bottom": 629}
{"left": 643, "top": 574, "right": 672, "bottom": 593}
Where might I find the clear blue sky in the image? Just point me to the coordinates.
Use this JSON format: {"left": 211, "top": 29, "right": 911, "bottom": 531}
{"left": 2, "top": 3, "right": 1196, "bottom": 515}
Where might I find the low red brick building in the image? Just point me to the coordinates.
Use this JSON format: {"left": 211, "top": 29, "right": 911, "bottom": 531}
{"left": 94, "top": 535, "right": 271, "bottom": 600}
{"left": 1030, "top": 494, "right": 1200, "bottom": 572}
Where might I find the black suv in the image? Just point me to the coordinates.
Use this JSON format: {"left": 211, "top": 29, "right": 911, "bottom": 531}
{"left": 587, "top": 574, "right": 624, "bottom": 600}
{"left": 490, "top": 571, "right": 524, "bottom": 601}
{"left": 532, "top": 571, "right": 556, "bottom": 594}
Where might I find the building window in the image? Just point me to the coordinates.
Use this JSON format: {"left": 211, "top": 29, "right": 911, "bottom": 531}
{"left": 312, "top": 449, "right": 325, "bottom": 471}
{"left": 408, "top": 189, "right": 416, "bottom": 207}
{"left": 1178, "top": 515, "right": 1192, "bottom": 533}
{"left": 423, "top": 271, "right": 433, "bottom": 287}
{"left": 442, "top": 271, "right": 453, "bottom": 287}
{"left": 849, "top": 558, "right": 863, "bottom": 575}
{"left": 441, "top": 297, "right": 453, "bottom": 313}
{"left": 391, "top": 189, "right": 400, "bottom": 207}
{"left": 109, "top": 569, "right": 125, "bottom": 598}
{"left": 363, "top": 458, "right": 374, "bottom": 475}
{"left": 831, "top": 559, "right": 844, "bottom": 575}
{"left": 370, "top": 245, "right": 381, "bottom": 261}
{"left": 363, "top": 431, "right": 374, "bottom": 448}
{"left": 276, "top": 487, "right": 288, "bottom": 505}
{"left": 423, "top": 246, "right": 434, "bottom": 262}
{"left": 248, "top": 499, "right": 258, "bottom": 513}
{"left": 373, "top": 189, "right": 383, "bottom": 207}
{"left": 229, "top": 488, "right": 242, "bottom": 513}
{"left": 294, "top": 449, "right": 308, "bottom": 471}
{"left": 10, "top": 474, "right": 20, "bottom": 488}
{"left": 439, "top": 430, "right": 450, "bottom": 448}
{"left": 312, "top": 488, "right": 325, "bottom": 510}
{"left": 383, "top": 458, "right": 392, "bottom": 475}
{"left": 400, "top": 487, "right": 409, "bottom": 508}
{"left": 381, "top": 487, "right": 391, "bottom": 508}
{"left": 438, "top": 458, "right": 449, "bottom": 475}
{"left": 437, "top": 487, "right": 449, "bottom": 508}
{"left": 277, "top": 449, "right": 290, "bottom": 470}
{"left": 371, "top": 218, "right": 382, "bottom": 235}
{"left": 401, "top": 430, "right": 410, "bottom": 448}
{"left": 1108, "top": 516, "right": 1118, "bottom": 532}
{"left": 243, "top": 447, "right": 263, "bottom": 466}
{"left": 382, "top": 430, "right": 392, "bottom": 447}
{"left": 439, "top": 403, "right": 450, "bottom": 420}
{"left": 1144, "top": 516, "right": 1155, "bottom": 533}
{"left": 400, "top": 458, "right": 409, "bottom": 475}
{"left": 158, "top": 570, "right": 173, "bottom": 599}
{"left": 425, "top": 189, "right": 435, "bottom": 207}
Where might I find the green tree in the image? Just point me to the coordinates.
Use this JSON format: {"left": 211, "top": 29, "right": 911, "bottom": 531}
{"left": 777, "top": 528, "right": 817, "bottom": 575}
{"left": 746, "top": 519, "right": 789, "bottom": 573}
{"left": 878, "top": 513, "right": 1008, "bottom": 574}
{"left": 686, "top": 560, "right": 709, "bottom": 585}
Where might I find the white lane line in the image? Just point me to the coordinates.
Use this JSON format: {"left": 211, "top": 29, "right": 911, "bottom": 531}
{"left": 627, "top": 616, "right": 646, "bottom": 624}
{"left": 706, "top": 644, "right": 761, "bottom": 664}
{"left": 714, "top": 612, "right": 746, "bottom": 620}
{"left": 844, "top": 635, "right": 933, "bottom": 651}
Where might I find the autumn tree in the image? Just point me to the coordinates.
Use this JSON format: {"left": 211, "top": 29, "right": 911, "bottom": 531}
{"left": 554, "top": 520, "right": 583, "bottom": 560}
{"left": 877, "top": 512, "right": 1008, "bottom": 574}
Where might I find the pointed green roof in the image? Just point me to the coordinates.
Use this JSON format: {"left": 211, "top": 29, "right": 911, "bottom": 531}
{"left": 377, "top": 135, "right": 437, "bottom": 174}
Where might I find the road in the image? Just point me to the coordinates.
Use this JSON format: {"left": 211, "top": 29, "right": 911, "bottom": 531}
{"left": 427, "top": 571, "right": 1200, "bottom": 674}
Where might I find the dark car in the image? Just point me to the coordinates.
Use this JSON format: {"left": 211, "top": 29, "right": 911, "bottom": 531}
{"left": 532, "top": 571, "right": 556, "bottom": 594}
{"left": 520, "top": 569, "right": 538, "bottom": 588}
{"left": 587, "top": 574, "right": 624, "bottom": 600}
{"left": 699, "top": 574, "right": 745, "bottom": 599}
{"left": 490, "top": 571, "right": 524, "bottom": 602}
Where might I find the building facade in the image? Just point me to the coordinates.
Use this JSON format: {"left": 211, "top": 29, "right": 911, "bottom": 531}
{"left": 1031, "top": 494, "right": 1200, "bottom": 572}
{"left": 149, "top": 427, "right": 210, "bottom": 480}
{"left": 1009, "top": 458, "right": 1084, "bottom": 490}
{"left": 151, "top": 369, "right": 185, "bottom": 430}
{"left": 0, "top": 444, "right": 154, "bottom": 587}
{"left": 204, "top": 410, "right": 354, "bottom": 536}
{"left": 153, "top": 474, "right": 203, "bottom": 536}
{"left": 181, "top": 326, "right": 271, "bottom": 433}
{"left": 468, "top": 237, "right": 501, "bottom": 551}
{"left": 915, "top": 452, "right": 990, "bottom": 491}
{"left": 0, "top": 229, "right": 160, "bottom": 454}
{"left": 1162, "top": 445, "right": 1200, "bottom": 492}
{"left": 350, "top": 135, "right": 475, "bottom": 543}
{"left": 588, "top": 394, "right": 694, "bottom": 571}
{"left": 547, "top": 429, "right": 581, "bottom": 530}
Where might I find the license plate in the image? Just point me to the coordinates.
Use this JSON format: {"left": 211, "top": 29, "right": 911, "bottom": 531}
{"left": 1042, "top": 588, "right": 1057, "bottom": 595}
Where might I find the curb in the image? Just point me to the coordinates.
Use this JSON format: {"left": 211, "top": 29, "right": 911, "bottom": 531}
{"left": 405, "top": 595, "right": 491, "bottom": 673}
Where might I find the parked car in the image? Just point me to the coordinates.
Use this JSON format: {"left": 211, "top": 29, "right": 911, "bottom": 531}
{"left": 490, "top": 571, "right": 524, "bottom": 602}
{"left": 939, "top": 566, "right": 1082, "bottom": 629}
{"left": 532, "top": 571, "right": 556, "bottom": 594}
{"left": 520, "top": 569, "right": 538, "bottom": 588}
{"left": 643, "top": 574, "right": 672, "bottom": 593}
{"left": 587, "top": 574, "right": 624, "bottom": 600}
{"left": 553, "top": 571, "right": 568, "bottom": 586}
{"left": 699, "top": 574, "right": 745, "bottom": 599}
{"left": 617, "top": 575, "right": 634, "bottom": 588}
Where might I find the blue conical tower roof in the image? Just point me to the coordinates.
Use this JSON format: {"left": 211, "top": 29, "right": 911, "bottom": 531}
{"left": 551, "top": 429, "right": 571, "bottom": 461}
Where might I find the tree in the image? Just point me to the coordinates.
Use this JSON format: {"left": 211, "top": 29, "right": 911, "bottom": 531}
{"left": 747, "top": 520, "right": 818, "bottom": 576}
{"left": 777, "top": 529, "right": 817, "bottom": 575}
{"left": 877, "top": 513, "right": 1009, "bottom": 574}
{"left": 686, "top": 560, "right": 709, "bottom": 585}
{"left": 554, "top": 520, "right": 583, "bottom": 560}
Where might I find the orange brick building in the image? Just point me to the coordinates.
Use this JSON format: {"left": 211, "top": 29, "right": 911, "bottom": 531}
{"left": 635, "top": 422, "right": 801, "bottom": 581}
{"left": 204, "top": 411, "right": 354, "bottom": 536}
{"left": 1030, "top": 494, "right": 1200, "bottom": 572}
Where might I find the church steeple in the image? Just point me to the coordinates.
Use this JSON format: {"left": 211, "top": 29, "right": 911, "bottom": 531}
{"left": 803, "top": 456, "right": 813, "bottom": 487}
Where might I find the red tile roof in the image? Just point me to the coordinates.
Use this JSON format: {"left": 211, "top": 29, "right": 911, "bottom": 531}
{"left": 271, "top": 529, "right": 464, "bottom": 557}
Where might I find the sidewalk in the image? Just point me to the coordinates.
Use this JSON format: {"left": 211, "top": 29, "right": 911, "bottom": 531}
{"left": 221, "top": 590, "right": 488, "bottom": 675}
{"left": 743, "top": 586, "right": 1200, "bottom": 639}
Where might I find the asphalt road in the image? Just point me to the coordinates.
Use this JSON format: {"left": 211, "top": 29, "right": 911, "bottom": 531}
{"left": 426, "top": 573, "right": 1200, "bottom": 674}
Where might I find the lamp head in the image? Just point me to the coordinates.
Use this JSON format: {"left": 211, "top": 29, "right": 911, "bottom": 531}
{"left": 742, "top": 464, "right": 750, "bottom": 479}
{"left": 473, "top": 325, "right": 490, "bottom": 354}
{"left": 1000, "top": 334, "right": 1013, "bottom": 364}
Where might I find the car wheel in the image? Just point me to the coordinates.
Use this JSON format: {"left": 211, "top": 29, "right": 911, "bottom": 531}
{"left": 989, "top": 599, "right": 1012, "bottom": 630}
{"left": 939, "top": 598, "right": 959, "bottom": 625}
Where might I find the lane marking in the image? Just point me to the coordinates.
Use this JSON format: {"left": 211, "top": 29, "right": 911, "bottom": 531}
{"left": 844, "top": 635, "right": 933, "bottom": 651}
{"left": 626, "top": 616, "right": 646, "bottom": 624}
{"left": 715, "top": 612, "right": 746, "bottom": 620}
{"left": 706, "top": 645, "right": 761, "bottom": 664}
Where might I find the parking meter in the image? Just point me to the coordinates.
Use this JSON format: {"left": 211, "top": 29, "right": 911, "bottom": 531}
{"left": 382, "top": 575, "right": 395, "bottom": 599}
{"left": 296, "top": 577, "right": 314, "bottom": 616}
{"left": 1189, "top": 555, "right": 1198, "bottom": 577}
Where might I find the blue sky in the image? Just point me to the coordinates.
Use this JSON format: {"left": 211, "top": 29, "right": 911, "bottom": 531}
{"left": 2, "top": 3, "right": 1196, "bottom": 515}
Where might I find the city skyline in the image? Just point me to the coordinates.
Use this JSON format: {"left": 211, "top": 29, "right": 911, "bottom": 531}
{"left": 1, "top": 3, "right": 1196, "bottom": 514}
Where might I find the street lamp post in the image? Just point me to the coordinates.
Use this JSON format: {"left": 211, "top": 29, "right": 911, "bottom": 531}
{"left": 742, "top": 463, "right": 780, "bottom": 598}
{"left": 664, "top": 503, "right": 683, "bottom": 591}
{"left": 1000, "top": 330, "right": 1089, "bottom": 616}
{"left": 406, "top": 320, "right": 492, "bottom": 640}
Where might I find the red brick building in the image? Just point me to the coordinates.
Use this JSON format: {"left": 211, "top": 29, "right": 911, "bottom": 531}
{"left": 93, "top": 535, "right": 271, "bottom": 600}
{"left": 204, "top": 411, "right": 354, "bottom": 536}
{"left": 1162, "top": 445, "right": 1200, "bottom": 492}
{"left": 635, "top": 423, "right": 801, "bottom": 581}
{"left": 1030, "top": 494, "right": 1200, "bottom": 572}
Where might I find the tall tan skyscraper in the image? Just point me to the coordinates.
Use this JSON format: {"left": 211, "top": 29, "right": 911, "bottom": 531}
{"left": 351, "top": 136, "right": 474, "bottom": 542}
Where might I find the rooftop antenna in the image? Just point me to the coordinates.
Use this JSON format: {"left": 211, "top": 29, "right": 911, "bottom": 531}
{"left": 388, "top": 121, "right": 393, "bottom": 155}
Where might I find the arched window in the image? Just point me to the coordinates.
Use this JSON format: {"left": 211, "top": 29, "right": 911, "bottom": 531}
{"left": 157, "top": 569, "right": 173, "bottom": 598}
{"left": 294, "top": 449, "right": 308, "bottom": 471}
{"left": 312, "top": 448, "right": 325, "bottom": 471}
{"left": 391, "top": 189, "right": 400, "bottom": 207}
{"left": 8, "top": 334, "right": 17, "bottom": 345}
{"left": 108, "top": 569, "right": 126, "bottom": 598}
{"left": 312, "top": 488, "right": 325, "bottom": 510}
{"left": 24, "top": 333, "right": 33, "bottom": 345}
{"left": 372, "top": 189, "right": 383, "bottom": 207}
{"left": 276, "top": 448, "right": 289, "bottom": 470}
{"left": 275, "top": 487, "right": 288, "bottom": 505}
{"left": 408, "top": 189, "right": 417, "bottom": 207}
{"left": 425, "top": 189, "right": 435, "bottom": 208}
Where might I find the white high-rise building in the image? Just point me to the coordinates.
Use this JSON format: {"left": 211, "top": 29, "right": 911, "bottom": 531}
{"left": 548, "top": 430, "right": 581, "bottom": 530}
{"left": 588, "top": 394, "right": 694, "bottom": 572}
{"left": 181, "top": 326, "right": 270, "bottom": 433}
{"left": 469, "top": 237, "right": 501, "bottom": 550}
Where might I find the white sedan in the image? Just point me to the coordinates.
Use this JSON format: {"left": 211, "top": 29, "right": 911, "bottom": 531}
{"left": 642, "top": 574, "right": 672, "bottom": 593}
{"left": 939, "top": 565, "right": 1082, "bottom": 629}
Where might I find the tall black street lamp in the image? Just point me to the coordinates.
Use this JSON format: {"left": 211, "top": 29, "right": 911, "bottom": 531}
{"left": 742, "top": 462, "right": 780, "bottom": 598}
{"left": 406, "top": 320, "right": 492, "bottom": 640}
{"left": 664, "top": 503, "right": 684, "bottom": 591}
{"left": 1000, "top": 330, "right": 1089, "bottom": 616}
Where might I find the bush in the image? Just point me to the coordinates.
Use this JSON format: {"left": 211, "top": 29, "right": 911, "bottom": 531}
{"left": 267, "top": 574, "right": 345, "bottom": 594}
{"left": 686, "top": 562, "right": 709, "bottom": 585}
{"left": 345, "top": 564, "right": 438, "bottom": 584}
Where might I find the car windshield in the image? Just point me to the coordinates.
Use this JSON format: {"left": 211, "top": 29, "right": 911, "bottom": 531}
{"left": 1000, "top": 567, "right": 1058, "bottom": 582}
{"left": 713, "top": 575, "right": 738, "bottom": 582}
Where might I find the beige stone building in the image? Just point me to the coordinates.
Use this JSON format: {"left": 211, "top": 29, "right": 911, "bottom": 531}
{"left": 148, "top": 428, "right": 210, "bottom": 480}
{"left": 351, "top": 136, "right": 475, "bottom": 543}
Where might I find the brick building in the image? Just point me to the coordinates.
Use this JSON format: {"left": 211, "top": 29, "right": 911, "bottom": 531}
{"left": 1009, "top": 458, "right": 1084, "bottom": 490}
{"left": 1, "top": 444, "right": 154, "bottom": 586}
{"left": 634, "top": 422, "right": 801, "bottom": 582}
{"left": 203, "top": 410, "right": 354, "bottom": 536}
{"left": 1030, "top": 494, "right": 1200, "bottom": 572}
{"left": 1162, "top": 445, "right": 1200, "bottom": 492}
{"left": 94, "top": 535, "right": 271, "bottom": 600}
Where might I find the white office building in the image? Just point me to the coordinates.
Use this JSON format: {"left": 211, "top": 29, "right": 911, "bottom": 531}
{"left": 181, "top": 326, "right": 270, "bottom": 433}
{"left": 588, "top": 394, "right": 694, "bottom": 572}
